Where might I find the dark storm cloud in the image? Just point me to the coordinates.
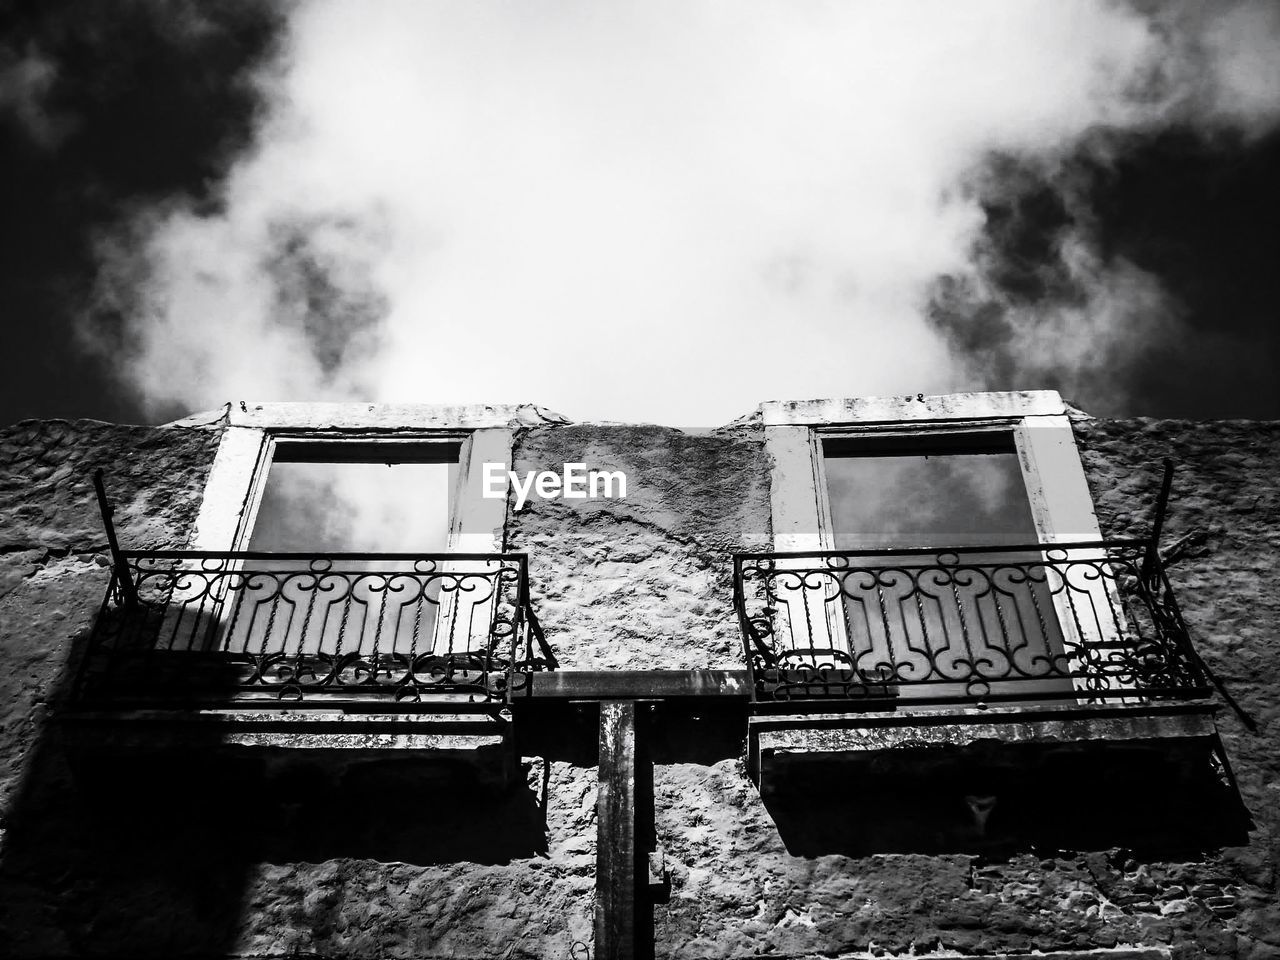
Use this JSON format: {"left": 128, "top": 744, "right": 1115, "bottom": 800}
{"left": 927, "top": 0, "right": 1280, "bottom": 418}
{"left": 927, "top": 128, "right": 1280, "bottom": 418}
{"left": 0, "top": 0, "right": 288, "bottom": 425}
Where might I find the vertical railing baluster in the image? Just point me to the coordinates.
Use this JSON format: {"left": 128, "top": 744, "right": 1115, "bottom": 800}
{"left": 948, "top": 561, "right": 978, "bottom": 695}
{"left": 369, "top": 573, "right": 389, "bottom": 681}
{"left": 987, "top": 563, "right": 1015, "bottom": 678}
{"left": 873, "top": 570, "right": 895, "bottom": 685}
{"left": 910, "top": 580, "right": 933, "bottom": 688}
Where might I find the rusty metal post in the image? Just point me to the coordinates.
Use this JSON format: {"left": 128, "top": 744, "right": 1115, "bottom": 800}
{"left": 1151, "top": 458, "right": 1175, "bottom": 546}
{"left": 1141, "top": 459, "right": 1175, "bottom": 589}
{"left": 92, "top": 468, "right": 137, "bottom": 608}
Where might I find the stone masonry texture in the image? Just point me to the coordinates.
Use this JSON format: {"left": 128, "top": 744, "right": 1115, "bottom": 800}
{"left": 0, "top": 412, "right": 1275, "bottom": 959}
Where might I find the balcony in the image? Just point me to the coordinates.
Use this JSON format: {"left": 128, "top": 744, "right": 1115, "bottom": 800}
{"left": 733, "top": 540, "right": 1224, "bottom": 801}
{"left": 65, "top": 550, "right": 557, "bottom": 785}
{"left": 76, "top": 550, "right": 555, "bottom": 708}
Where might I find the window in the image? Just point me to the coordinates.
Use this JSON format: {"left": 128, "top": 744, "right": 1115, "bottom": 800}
{"left": 816, "top": 430, "right": 1073, "bottom": 703}
{"left": 190, "top": 404, "right": 521, "bottom": 557}
{"left": 820, "top": 431, "right": 1035, "bottom": 550}
{"left": 165, "top": 405, "right": 528, "bottom": 702}
{"left": 245, "top": 439, "right": 458, "bottom": 554}
{"left": 756, "top": 392, "right": 1129, "bottom": 706}
{"left": 222, "top": 438, "right": 461, "bottom": 665}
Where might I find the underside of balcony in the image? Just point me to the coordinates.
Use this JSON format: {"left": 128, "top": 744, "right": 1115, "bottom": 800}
{"left": 57, "top": 707, "right": 520, "bottom": 788}
{"left": 748, "top": 699, "right": 1220, "bottom": 789}
{"left": 750, "top": 700, "right": 1241, "bottom": 854}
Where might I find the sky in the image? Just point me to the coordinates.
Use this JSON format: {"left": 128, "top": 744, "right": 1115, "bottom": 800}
{"left": 2, "top": 0, "right": 1279, "bottom": 428}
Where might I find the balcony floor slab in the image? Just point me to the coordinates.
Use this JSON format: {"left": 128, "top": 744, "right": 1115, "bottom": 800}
{"left": 750, "top": 700, "right": 1220, "bottom": 791}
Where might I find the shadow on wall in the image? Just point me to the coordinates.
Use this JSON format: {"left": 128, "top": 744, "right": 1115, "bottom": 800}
{"left": 760, "top": 743, "right": 1253, "bottom": 859}
{"left": 0, "top": 617, "right": 255, "bottom": 957}
{"left": 65, "top": 749, "right": 550, "bottom": 868}
{"left": 0, "top": 612, "right": 548, "bottom": 957}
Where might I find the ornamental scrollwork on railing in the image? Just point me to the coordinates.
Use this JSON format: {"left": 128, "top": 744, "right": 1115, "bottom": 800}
{"left": 79, "top": 551, "right": 555, "bottom": 706}
{"left": 733, "top": 540, "right": 1211, "bottom": 706}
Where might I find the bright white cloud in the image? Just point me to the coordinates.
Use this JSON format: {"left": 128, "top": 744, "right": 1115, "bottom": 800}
{"left": 84, "top": 0, "right": 1280, "bottom": 425}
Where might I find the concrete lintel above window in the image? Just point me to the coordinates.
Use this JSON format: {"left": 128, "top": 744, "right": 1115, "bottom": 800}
{"left": 171, "top": 402, "right": 572, "bottom": 431}
{"left": 760, "top": 390, "right": 1064, "bottom": 427}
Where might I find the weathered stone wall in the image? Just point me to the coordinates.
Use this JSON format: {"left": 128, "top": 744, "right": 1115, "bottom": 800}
{"left": 225, "top": 755, "right": 598, "bottom": 959}
{"left": 1, "top": 413, "right": 1278, "bottom": 959}
{"left": 0, "top": 419, "right": 222, "bottom": 955}
{"left": 508, "top": 423, "right": 772, "bottom": 670}
{"left": 638, "top": 417, "right": 1280, "bottom": 959}
{"left": 0, "top": 418, "right": 602, "bottom": 959}
{"left": 1075, "top": 417, "right": 1280, "bottom": 958}
{"left": 0, "top": 419, "right": 221, "bottom": 820}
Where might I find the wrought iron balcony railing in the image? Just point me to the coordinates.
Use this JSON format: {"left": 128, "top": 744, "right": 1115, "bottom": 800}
{"left": 76, "top": 550, "right": 557, "bottom": 708}
{"left": 733, "top": 539, "right": 1215, "bottom": 708}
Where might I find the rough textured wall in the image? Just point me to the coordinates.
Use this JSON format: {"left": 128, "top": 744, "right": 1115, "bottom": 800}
{"left": 0, "top": 420, "right": 222, "bottom": 955}
{"left": 3, "top": 414, "right": 1278, "bottom": 959}
{"left": 508, "top": 423, "right": 772, "bottom": 670}
{"left": 225, "top": 756, "right": 597, "bottom": 959}
{"left": 650, "top": 759, "right": 1257, "bottom": 958}
{"left": 1075, "top": 416, "right": 1280, "bottom": 958}
{"left": 4, "top": 750, "right": 598, "bottom": 959}
{"left": 0, "top": 419, "right": 221, "bottom": 819}
{"left": 0, "top": 418, "right": 601, "bottom": 959}
{"left": 638, "top": 417, "right": 1280, "bottom": 959}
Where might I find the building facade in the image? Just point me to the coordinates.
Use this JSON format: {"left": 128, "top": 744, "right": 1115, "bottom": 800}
{"left": 0, "top": 392, "right": 1275, "bottom": 959}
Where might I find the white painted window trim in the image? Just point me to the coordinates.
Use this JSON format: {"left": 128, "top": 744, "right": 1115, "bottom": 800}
{"left": 190, "top": 402, "right": 562, "bottom": 553}
{"left": 230, "top": 431, "right": 474, "bottom": 553}
{"left": 761, "top": 391, "right": 1130, "bottom": 702}
{"left": 186, "top": 403, "right": 558, "bottom": 659}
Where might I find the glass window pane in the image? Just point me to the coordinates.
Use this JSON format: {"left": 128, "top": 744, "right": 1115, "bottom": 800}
{"left": 229, "top": 449, "right": 459, "bottom": 663}
{"left": 818, "top": 434, "right": 1071, "bottom": 703}
{"left": 248, "top": 460, "right": 453, "bottom": 553}
{"left": 824, "top": 446, "right": 1036, "bottom": 549}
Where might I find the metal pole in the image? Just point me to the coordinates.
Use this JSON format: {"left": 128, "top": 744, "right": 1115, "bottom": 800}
{"left": 1142, "top": 459, "right": 1175, "bottom": 588}
{"left": 92, "top": 469, "right": 138, "bottom": 608}
{"left": 1151, "top": 458, "right": 1175, "bottom": 548}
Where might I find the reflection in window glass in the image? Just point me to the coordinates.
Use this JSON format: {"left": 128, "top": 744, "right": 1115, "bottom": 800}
{"left": 227, "top": 447, "right": 459, "bottom": 659}
{"left": 819, "top": 434, "right": 1070, "bottom": 701}
{"left": 824, "top": 443, "right": 1036, "bottom": 549}
{"left": 248, "top": 461, "right": 453, "bottom": 553}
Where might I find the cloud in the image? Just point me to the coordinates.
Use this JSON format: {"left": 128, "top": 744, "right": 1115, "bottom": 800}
{"left": 929, "top": 221, "right": 1186, "bottom": 412}
{"left": 75, "top": 0, "right": 1280, "bottom": 424}
{"left": 0, "top": 44, "right": 73, "bottom": 149}
{"left": 86, "top": 199, "right": 389, "bottom": 408}
{"left": 927, "top": 1, "right": 1280, "bottom": 415}
{"left": 1138, "top": 0, "right": 1280, "bottom": 138}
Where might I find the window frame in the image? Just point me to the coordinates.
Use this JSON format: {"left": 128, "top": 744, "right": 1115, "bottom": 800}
{"left": 812, "top": 420, "right": 1036, "bottom": 553}
{"left": 760, "top": 391, "right": 1130, "bottom": 704}
{"left": 191, "top": 403, "right": 540, "bottom": 555}
{"left": 235, "top": 433, "right": 470, "bottom": 555}
{"left": 184, "top": 404, "right": 551, "bottom": 667}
